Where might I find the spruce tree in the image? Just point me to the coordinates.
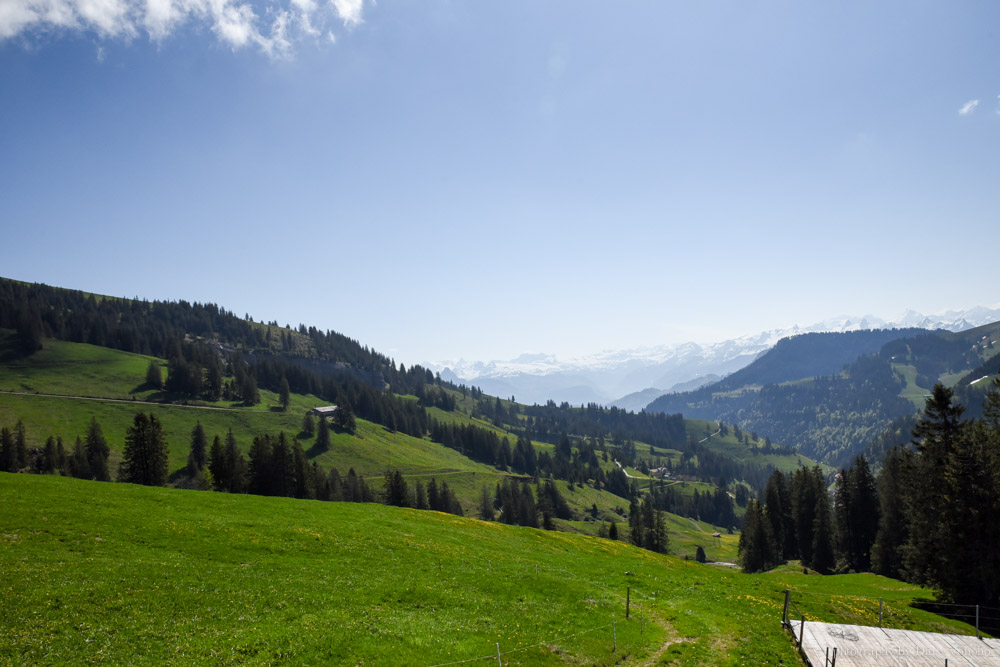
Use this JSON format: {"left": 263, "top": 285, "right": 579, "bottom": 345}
{"left": 905, "top": 385, "right": 966, "bottom": 590}
{"left": 279, "top": 376, "right": 291, "bottom": 411}
{"left": 315, "top": 417, "right": 331, "bottom": 452}
{"left": 478, "top": 485, "right": 494, "bottom": 520}
{"left": 188, "top": 422, "right": 207, "bottom": 473}
{"left": 145, "top": 360, "right": 163, "bottom": 389}
{"left": 224, "top": 431, "right": 247, "bottom": 493}
{"left": 872, "top": 446, "right": 911, "bottom": 577}
{"left": 118, "top": 412, "right": 169, "bottom": 486}
{"left": 810, "top": 490, "right": 836, "bottom": 574}
{"left": 739, "top": 500, "right": 776, "bottom": 573}
{"left": 41, "top": 436, "right": 59, "bottom": 474}
{"left": 68, "top": 436, "right": 90, "bottom": 479}
{"left": 0, "top": 427, "right": 14, "bottom": 472}
{"left": 84, "top": 417, "right": 110, "bottom": 481}
{"left": 13, "top": 421, "right": 28, "bottom": 471}
{"left": 208, "top": 435, "right": 226, "bottom": 491}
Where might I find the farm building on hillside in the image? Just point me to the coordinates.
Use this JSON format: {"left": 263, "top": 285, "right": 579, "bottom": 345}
{"left": 310, "top": 406, "right": 339, "bottom": 419}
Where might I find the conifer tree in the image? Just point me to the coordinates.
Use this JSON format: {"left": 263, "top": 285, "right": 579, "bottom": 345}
{"left": 41, "top": 436, "right": 59, "bottom": 474}
{"left": 145, "top": 360, "right": 163, "bottom": 389}
{"left": 187, "top": 422, "right": 207, "bottom": 473}
{"left": 905, "top": 385, "right": 966, "bottom": 589}
{"left": 68, "top": 436, "right": 90, "bottom": 479}
{"left": 0, "top": 427, "right": 14, "bottom": 472}
{"left": 302, "top": 412, "right": 315, "bottom": 437}
{"left": 118, "top": 412, "right": 169, "bottom": 486}
{"left": 810, "top": 490, "right": 836, "bottom": 574}
{"left": 224, "top": 429, "right": 247, "bottom": 493}
{"left": 739, "top": 500, "right": 776, "bottom": 573}
{"left": 315, "top": 417, "right": 331, "bottom": 452}
{"left": 13, "top": 421, "right": 28, "bottom": 471}
{"left": 208, "top": 435, "right": 226, "bottom": 491}
{"left": 84, "top": 417, "right": 110, "bottom": 481}
{"left": 279, "top": 376, "right": 291, "bottom": 411}
{"left": 384, "top": 469, "right": 409, "bottom": 507}
{"left": 478, "top": 485, "right": 494, "bottom": 520}
{"left": 427, "top": 478, "right": 440, "bottom": 511}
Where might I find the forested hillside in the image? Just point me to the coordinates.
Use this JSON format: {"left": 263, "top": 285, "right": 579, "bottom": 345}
{"left": 0, "top": 277, "right": 827, "bottom": 558}
{"left": 647, "top": 324, "right": 1000, "bottom": 465}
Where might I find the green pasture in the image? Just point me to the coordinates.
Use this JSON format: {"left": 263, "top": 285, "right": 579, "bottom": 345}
{"left": 0, "top": 475, "right": 978, "bottom": 665}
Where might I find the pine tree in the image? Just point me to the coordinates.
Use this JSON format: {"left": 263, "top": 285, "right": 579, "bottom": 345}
{"left": 224, "top": 430, "right": 247, "bottom": 493}
{"left": 905, "top": 385, "right": 966, "bottom": 590}
{"left": 872, "top": 446, "right": 911, "bottom": 578}
{"left": 187, "top": 422, "right": 207, "bottom": 473}
{"left": 315, "top": 417, "right": 331, "bottom": 452}
{"left": 302, "top": 412, "right": 315, "bottom": 437}
{"left": 0, "top": 427, "right": 15, "bottom": 472}
{"left": 145, "top": 360, "right": 163, "bottom": 389}
{"left": 84, "top": 417, "right": 110, "bottom": 481}
{"left": 13, "top": 421, "right": 28, "bottom": 471}
{"left": 478, "top": 485, "right": 494, "bottom": 520}
{"left": 279, "top": 376, "right": 291, "bottom": 411}
{"left": 68, "top": 436, "right": 90, "bottom": 479}
{"left": 41, "top": 436, "right": 59, "bottom": 474}
{"left": 608, "top": 519, "right": 619, "bottom": 540}
{"left": 209, "top": 435, "right": 226, "bottom": 491}
{"left": 739, "top": 500, "right": 776, "bottom": 573}
{"left": 763, "top": 470, "right": 793, "bottom": 562}
{"left": 118, "top": 412, "right": 169, "bottom": 486}
{"left": 810, "top": 490, "right": 836, "bottom": 574}
{"left": 845, "top": 456, "right": 879, "bottom": 572}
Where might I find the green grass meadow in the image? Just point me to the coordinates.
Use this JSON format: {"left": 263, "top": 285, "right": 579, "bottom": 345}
{"left": 0, "top": 474, "right": 977, "bottom": 665}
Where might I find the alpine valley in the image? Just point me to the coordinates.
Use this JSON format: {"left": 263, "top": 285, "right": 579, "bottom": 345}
{"left": 2, "top": 276, "right": 999, "bottom": 665}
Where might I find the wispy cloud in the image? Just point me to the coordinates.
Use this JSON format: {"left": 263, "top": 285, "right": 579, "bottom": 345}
{"left": 0, "top": 0, "right": 369, "bottom": 57}
{"left": 959, "top": 99, "right": 979, "bottom": 115}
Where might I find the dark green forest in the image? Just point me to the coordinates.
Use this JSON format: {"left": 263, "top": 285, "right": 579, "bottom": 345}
{"left": 740, "top": 381, "right": 1000, "bottom": 613}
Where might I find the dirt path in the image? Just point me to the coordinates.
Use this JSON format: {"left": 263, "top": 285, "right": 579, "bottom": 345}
{"left": 0, "top": 389, "right": 237, "bottom": 411}
{"left": 639, "top": 606, "right": 693, "bottom": 666}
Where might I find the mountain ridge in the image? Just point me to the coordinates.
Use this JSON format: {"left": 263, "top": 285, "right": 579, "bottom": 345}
{"left": 426, "top": 308, "right": 1000, "bottom": 407}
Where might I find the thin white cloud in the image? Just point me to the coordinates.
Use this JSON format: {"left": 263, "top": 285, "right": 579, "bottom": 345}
{"left": 959, "top": 99, "right": 979, "bottom": 115}
{"left": 0, "top": 0, "right": 367, "bottom": 56}
{"left": 330, "top": 0, "right": 361, "bottom": 26}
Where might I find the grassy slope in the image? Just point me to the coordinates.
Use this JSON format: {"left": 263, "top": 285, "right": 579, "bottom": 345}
{"left": 0, "top": 339, "right": 736, "bottom": 558}
{"left": 683, "top": 419, "right": 827, "bottom": 473}
{"left": 0, "top": 475, "right": 979, "bottom": 666}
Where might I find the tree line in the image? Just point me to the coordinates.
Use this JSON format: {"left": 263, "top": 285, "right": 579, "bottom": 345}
{"left": 740, "top": 379, "right": 1000, "bottom": 609}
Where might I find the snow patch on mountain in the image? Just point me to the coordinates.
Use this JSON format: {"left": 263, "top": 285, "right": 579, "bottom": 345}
{"left": 424, "top": 307, "right": 1000, "bottom": 407}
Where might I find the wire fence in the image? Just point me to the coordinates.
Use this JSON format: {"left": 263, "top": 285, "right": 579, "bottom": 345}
{"left": 421, "top": 565, "right": 662, "bottom": 666}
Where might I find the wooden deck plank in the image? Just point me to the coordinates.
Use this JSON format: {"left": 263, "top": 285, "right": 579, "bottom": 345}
{"left": 786, "top": 620, "right": 1000, "bottom": 666}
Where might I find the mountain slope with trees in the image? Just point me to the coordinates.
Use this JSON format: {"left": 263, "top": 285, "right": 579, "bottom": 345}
{"left": 647, "top": 324, "right": 1000, "bottom": 465}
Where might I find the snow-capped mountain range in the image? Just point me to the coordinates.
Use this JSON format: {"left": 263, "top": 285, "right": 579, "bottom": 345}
{"left": 425, "top": 307, "right": 1000, "bottom": 409}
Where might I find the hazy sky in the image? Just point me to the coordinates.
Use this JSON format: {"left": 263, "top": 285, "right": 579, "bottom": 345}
{"left": 2, "top": 1, "right": 998, "bottom": 365}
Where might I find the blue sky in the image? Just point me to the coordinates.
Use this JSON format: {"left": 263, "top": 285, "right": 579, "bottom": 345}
{"left": 1, "top": 1, "right": 998, "bottom": 365}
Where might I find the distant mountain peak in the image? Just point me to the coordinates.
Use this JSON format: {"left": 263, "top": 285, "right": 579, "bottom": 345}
{"left": 425, "top": 307, "right": 1000, "bottom": 407}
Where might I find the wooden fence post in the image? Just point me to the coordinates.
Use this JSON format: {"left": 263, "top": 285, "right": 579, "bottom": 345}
{"left": 496, "top": 642, "right": 501, "bottom": 666}
{"left": 782, "top": 589, "right": 790, "bottom": 625}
